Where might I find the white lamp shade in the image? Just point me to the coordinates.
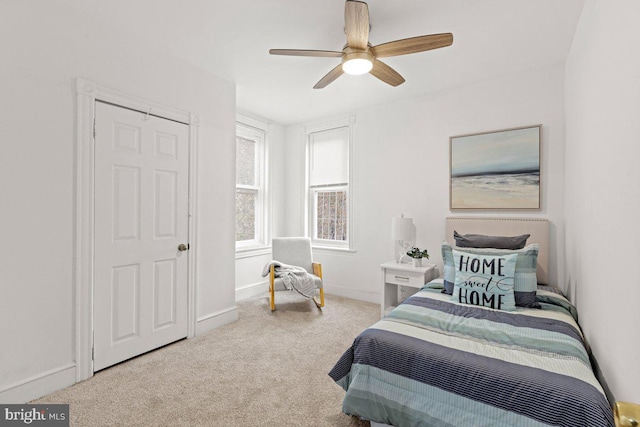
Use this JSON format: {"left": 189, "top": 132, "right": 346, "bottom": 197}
{"left": 392, "top": 217, "right": 414, "bottom": 241}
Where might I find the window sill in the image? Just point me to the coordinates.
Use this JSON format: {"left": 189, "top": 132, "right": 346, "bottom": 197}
{"left": 311, "top": 245, "right": 356, "bottom": 255}
{"left": 235, "top": 245, "right": 271, "bottom": 259}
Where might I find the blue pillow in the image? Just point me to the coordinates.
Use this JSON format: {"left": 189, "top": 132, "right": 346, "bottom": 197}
{"left": 442, "top": 242, "right": 540, "bottom": 308}
{"left": 442, "top": 242, "right": 457, "bottom": 295}
{"left": 452, "top": 249, "right": 517, "bottom": 311}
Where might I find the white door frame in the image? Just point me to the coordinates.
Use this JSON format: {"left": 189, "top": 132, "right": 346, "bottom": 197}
{"left": 74, "top": 78, "right": 199, "bottom": 382}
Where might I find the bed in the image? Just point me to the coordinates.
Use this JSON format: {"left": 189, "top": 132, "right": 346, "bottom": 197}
{"left": 329, "top": 217, "right": 614, "bottom": 427}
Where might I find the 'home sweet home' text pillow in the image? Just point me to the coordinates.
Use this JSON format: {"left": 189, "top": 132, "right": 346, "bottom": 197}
{"left": 442, "top": 242, "right": 540, "bottom": 308}
{"left": 451, "top": 249, "right": 518, "bottom": 311}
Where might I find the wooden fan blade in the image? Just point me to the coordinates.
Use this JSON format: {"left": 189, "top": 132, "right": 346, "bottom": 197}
{"left": 371, "top": 33, "right": 453, "bottom": 58}
{"left": 269, "top": 49, "right": 343, "bottom": 58}
{"left": 313, "top": 64, "right": 344, "bottom": 89}
{"left": 370, "top": 59, "right": 405, "bottom": 87}
{"left": 345, "top": 1, "right": 369, "bottom": 50}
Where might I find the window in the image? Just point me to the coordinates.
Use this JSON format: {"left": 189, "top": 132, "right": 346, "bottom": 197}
{"left": 306, "top": 121, "right": 352, "bottom": 249}
{"left": 236, "top": 118, "right": 268, "bottom": 250}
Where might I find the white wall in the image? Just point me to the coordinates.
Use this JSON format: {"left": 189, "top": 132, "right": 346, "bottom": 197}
{"left": 0, "top": 2, "right": 236, "bottom": 402}
{"left": 284, "top": 64, "right": 567, "bottom": 302}
{"left": 565, "top": 0, "right": 640, "bottom": 403}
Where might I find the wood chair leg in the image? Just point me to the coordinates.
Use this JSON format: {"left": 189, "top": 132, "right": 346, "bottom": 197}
{"left": 269, "top": 266, "right": 275, "bottom": 311}
{"left": 313, "top": 288, "right": 325, "bottom": 308}
{"left": 312, "top": 263, "right": 324, "bottom": 309}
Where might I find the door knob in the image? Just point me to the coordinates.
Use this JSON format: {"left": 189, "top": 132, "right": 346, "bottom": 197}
{"left": 178, "top": 243, "right": 189, "bottom": 252}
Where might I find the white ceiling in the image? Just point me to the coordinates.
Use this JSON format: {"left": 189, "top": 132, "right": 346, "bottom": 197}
{"left": 64, "top": 0, "right": 585, "bottom": 125}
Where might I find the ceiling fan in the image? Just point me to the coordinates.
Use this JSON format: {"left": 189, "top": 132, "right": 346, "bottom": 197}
{"left": 269, "top": 0, "right": 453, "bottom": 89}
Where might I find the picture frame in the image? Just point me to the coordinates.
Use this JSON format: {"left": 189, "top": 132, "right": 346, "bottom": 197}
{"left": 449, "top": 124, "right": 541, "bottom": 210}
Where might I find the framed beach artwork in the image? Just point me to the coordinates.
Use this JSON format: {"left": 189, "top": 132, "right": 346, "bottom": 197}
{"left": 450, "top": 125, "right": 541, "bottom": 210}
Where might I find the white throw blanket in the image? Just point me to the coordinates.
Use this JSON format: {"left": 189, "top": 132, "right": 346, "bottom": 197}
{"left": 262, "top": 260, "right": 316, "bottom": 299}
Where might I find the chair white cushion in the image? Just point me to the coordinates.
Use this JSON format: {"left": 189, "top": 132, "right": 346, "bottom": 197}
{"left": 272, "top": 237, "right": 314, "bottom": 274}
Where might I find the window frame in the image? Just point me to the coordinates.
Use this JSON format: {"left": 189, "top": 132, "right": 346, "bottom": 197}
{"left": 235, "top": 115, "right": 270, "bottom": 254}
{"left": 305, "top": 116, "right": 355, "bottom": 251}
{"left": 311, "top": 184, "right": 349, "bottom": 245}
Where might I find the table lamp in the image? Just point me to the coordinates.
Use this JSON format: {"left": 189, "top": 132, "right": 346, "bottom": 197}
{"left": 392, "top": 214, "right": 414, "bottom": 263}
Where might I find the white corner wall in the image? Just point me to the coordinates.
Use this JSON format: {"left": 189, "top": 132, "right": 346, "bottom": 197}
{"left": 0, "top": 2, "right": 236, "bottom": 402}
{"left": 284, "top": 64, "right": 567, "bottom": 303}
{"left": 565, "top": 0, "right": 640, "bottom": 403}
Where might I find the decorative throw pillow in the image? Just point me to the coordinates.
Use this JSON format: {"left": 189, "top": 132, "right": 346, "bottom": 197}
{"left": 454, "top": 230, "right": 530, "bottom": 250}
{"left": 441, "top": 242, "right": 457, "bottom": 295}
{"left": 441, "top": 242, "right": 540, "bottom": 308}
{"left": 452, "top": 249, "right": 517, "bottom": 311}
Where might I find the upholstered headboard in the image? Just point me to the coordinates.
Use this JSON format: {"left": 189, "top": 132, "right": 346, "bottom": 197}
{"left": 445, "top": 217, "right": 549, "bottom": 285}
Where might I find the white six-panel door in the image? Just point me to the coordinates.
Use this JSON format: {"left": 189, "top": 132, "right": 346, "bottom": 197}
{"left": 93, "top": 101, "right": 189, "bottom": 371}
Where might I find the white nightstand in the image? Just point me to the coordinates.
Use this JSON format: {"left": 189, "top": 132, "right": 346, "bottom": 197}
{"left": 380, "top": 261, "right": 437, "bottom": 317}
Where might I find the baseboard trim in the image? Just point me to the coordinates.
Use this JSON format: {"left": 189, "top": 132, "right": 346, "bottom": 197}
{"left": 196, "top": 306, "right": 238, "bottom": 336}
{"left": 588, "top": 341, "right": 616, "bottom": 405}
{"left": 236, "top": 282, "right": 379, "bottom": 305}
{"left": 323, "top": 284, "right": 379, "bottom": 304}
{"left": 236, "top": 281, "right": 268, "bottom": 301}
{"left": 0, "top": 363, "right": 76, "bottom": 403}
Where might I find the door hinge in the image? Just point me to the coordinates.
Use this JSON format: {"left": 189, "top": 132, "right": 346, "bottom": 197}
{"left": 91, "top": 346, "right": 94, "bottom": 361}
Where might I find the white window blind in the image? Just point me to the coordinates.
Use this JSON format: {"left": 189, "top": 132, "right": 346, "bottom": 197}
{"left": 309, "top": 126, "right": 349, "bottom": 187}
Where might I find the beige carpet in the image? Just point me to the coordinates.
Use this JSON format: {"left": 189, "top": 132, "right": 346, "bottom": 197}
{"left": 34, "top": 293, "right": 379, "bottom": 426}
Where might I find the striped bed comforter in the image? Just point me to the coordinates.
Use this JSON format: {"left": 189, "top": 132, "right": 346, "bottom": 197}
{"left": 329, "top": 286, "right": 613, "bottom": 427}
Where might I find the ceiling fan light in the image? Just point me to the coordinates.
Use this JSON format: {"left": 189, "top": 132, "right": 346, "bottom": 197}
{"left": 342, "top": 58, "right": 373, "bottom": 75}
